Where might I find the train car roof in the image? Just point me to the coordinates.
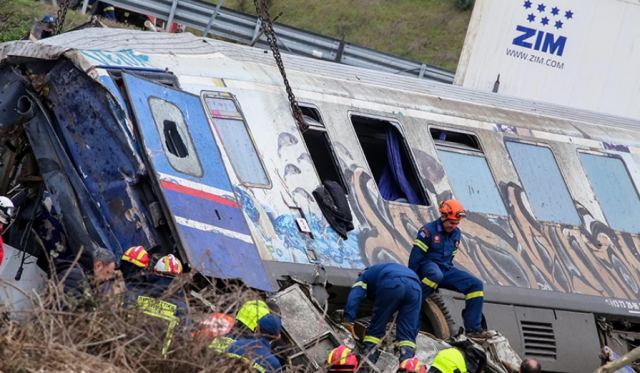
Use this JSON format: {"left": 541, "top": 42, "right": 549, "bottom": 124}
{"left": 2, "top": 28, "right": 638, "bottom": 131}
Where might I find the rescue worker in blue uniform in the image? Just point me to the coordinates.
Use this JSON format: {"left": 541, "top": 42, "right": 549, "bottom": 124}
{"left": 227, "top": 313, "right": 282, "bottom": 372}
{"left": 342, "top": 263, "right": 422, "bottom": 364}
{"left": 408, "top": 199, "right": 485, "bottom": 335}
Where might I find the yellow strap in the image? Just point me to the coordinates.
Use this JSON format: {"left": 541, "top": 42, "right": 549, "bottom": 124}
{"left": 413, "top": 239, "right": 429, "bottom": 253}
{"left": 327, "top": 349, "right": 335, "bottom": 364}
{"left": 363, "top": 335, "right": 381, "bottom": 345}
{"left": 421, "top": 277, "right": 438, "bottom": 289}
{"left": 161, "top": 318, "right": 178, "bottom": 358}
{"left": 226, "top": 352, "right": 246, "bottom": 361}
{"left": 136, "top": 296, "right": 178, "bottom": 319}
{"left": 252, "top": 363, "right": 266, "bottom": 373}
{"left": 465, "top": 291, "right": 484, "bottom": 300}
{"left": 452, "top": 249, "right": 458, "bottom": 257}
{"left": 397, "top": 340, "right": 416, "bottom": 349}
{"left": 339, "top": 348, "right": 350, "bottom": 364}
{"left": 352, "top": 281, "right": 367, "bottom": 289}
{"left": 208, "top": 336, "right": 235, "bottom": 352}
{"left": 104, "top": 6, "right": 115, "bottom": 11}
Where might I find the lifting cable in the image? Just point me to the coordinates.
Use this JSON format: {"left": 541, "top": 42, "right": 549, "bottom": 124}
{"left": 253, "top": 0, "right": 308, "bottom": 133}
{"left": 54, "top": 0, "right": 71, "bottom": 35}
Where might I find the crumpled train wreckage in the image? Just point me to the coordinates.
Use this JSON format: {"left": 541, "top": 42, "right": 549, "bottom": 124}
{"left": 0, "top": 30, "right": 520, "bottom": 373}
{"left": 0, "top": 27, "right": 637, "bottom": 372}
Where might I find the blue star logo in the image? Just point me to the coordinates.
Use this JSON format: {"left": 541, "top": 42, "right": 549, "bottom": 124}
{"left": 537, "top": 3, "right": 546, "bottom": 12}
{"left": 523, "top": 0, "right": 532, "bottom": 9}
{"left": 551, "top": 6, "right": 560, "bottom": 15}
{"left": 541, "top": 16, "right": 549, "bottom": 26}
{"left": 565, "top": 9, "right": 574, "bottom": 19}
{"left": 527, "top": 13, "right": 536, "bottom": 22}
{"left": 555, "top": 20, "right": 563, "bottom": 29}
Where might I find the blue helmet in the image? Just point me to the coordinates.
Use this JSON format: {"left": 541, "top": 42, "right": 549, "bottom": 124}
{"left": 42, "top": 15, "right": 56, "bottom": 25}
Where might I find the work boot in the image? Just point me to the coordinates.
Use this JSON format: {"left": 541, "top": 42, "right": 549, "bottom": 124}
{"left": 466, "top": 329, "right": 495, "bottom": 340}
{"left": 361, "top": 342, "right": 381, "bottom": 364}
{"left": 398, "top": 346, "right": 416, "bottom": 361}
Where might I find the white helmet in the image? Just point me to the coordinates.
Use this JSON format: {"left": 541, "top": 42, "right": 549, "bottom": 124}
{"left": 153, "top": 254, "right": 183, "bottom": 275}
{"left": 0, "top": 196, "right": 15, "bottom": 225}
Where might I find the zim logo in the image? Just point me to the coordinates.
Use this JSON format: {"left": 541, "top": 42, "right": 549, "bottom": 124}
{"left": 511, "top": 1, "right": 574, "bottom": 57}
{"left": 513, "top": 26, "right": 566, "bottom": 56}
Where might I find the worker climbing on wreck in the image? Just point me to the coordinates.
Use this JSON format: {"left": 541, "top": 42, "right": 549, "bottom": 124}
{"left": 408, "top": 199, "right": 486, "bottom": 336}
{"left": 342, "top": 262, "right": 422, "bottom": 365}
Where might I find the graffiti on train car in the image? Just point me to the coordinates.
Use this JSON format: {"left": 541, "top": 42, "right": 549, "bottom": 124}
{"left": 234, "top": 125, "right": 640, "bottom": 301}
{"left": 347, "top": 155, "right": 640, "bottom": 301}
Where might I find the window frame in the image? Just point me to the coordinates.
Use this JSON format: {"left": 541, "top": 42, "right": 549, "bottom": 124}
{"left": 298, "top": 103, "right": 349, "bottom": 193}
{"left": 504, "top": 138, "right": 580, "bottom": 226}
{"left": 431, "top": 125, "right": 507, "bottom": 217}
{"left": 147, "top": 96, "right": 204, "bottom": 177}
{"left": 200, "top": 90, "right": 272, "bottom": 189}
{"left": 348, "top": 111, "right": 430, "bottom": 206}
{"left": 430, "top": 126, "right": 483, "bottom": 153}
{"left": 577, "top": 149, "right": 640, "bottom": 233}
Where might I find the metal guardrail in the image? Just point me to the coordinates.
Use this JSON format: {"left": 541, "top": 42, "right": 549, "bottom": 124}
{"left": 99, "top": 0, "right": 455, "bottom": 83}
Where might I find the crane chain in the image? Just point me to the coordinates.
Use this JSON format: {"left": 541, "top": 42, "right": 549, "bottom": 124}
{"left": 55, "top": 0, "right": 71, "bottom": 35}
{"left": 253, "top": 0, "right": 308, "bottom": 133}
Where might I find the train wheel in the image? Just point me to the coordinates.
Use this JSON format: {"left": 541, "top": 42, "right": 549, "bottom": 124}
{"left": 421, "top": 294, "right": 455, "bottom": 339}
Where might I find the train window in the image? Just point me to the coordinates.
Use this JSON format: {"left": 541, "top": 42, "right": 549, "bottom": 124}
{"left": 300, "top": 106, "right": 323, "bottom": 126}
{"left": 437, "top": 149, "right": 507, "bottom": 216}
{"left": 300, "top": 106, "right": 347, "bottom": 191}
{"left": 579, "top": 153, "right": 640, "bottom": 233}
{"left": 506, "top": 141, "right": 580, "bottom": 225}
{"left": 351, "top": 114, "right": 428, "bottom": 205}
{"left": 431, "top": 127, "right": 481, "bottom": 151}
{"left": 202, "top": 92, "right": 270, "bottom": 187}
{"left": 148, "top": 97, "right": 203, "bottom": 177}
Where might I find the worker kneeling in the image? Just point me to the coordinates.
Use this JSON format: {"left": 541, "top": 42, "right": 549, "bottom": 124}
{"left": 227, "top": 313, "right": 282, "bottom": 372}
{"left": 343, "top": 263, "right": 422, "bottom": 364}
{"left": 409, "top": 199, "right": 485, "bottom": 335}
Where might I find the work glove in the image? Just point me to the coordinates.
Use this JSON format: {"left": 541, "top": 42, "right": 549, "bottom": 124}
{"left": 341, "top": 322, "right": 357, "bottom": 339}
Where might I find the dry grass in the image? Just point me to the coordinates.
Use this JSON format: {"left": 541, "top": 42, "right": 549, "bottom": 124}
{"left": 0, "top": 274, "right": 272, "bottom": 373}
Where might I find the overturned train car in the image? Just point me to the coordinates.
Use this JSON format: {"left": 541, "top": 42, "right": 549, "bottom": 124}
{"left": 1, "top": 29, "right": 639, "bottom": 372}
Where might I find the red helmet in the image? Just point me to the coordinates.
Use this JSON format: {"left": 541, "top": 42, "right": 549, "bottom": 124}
{"left": 439, "top": 199, "right": 466, "bottom": 221}
{"left": 121, "top": 246, "right": 150, "bottom": 269}
{"left": 327, "top": 345, "right": 358, "bottom": 372}
{"left": 398, "top": 357, "right": 427, "bottom": 373}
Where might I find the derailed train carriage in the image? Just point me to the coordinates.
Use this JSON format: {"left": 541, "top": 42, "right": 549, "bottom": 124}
{"left": 1, "top": 29, "right": 639, "bottom": 372}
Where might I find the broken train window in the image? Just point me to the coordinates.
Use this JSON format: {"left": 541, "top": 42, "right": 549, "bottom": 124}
{"left": 148, "top": 97, "right": 203, "bottom": 177}
{"left": 299, "top": 105, "right": 348, "bottom": 192}
{"left": 350, "top": 114, "right": 428, "bottom": 205}
{"left": 432, "top": 127, "right": 506, "bottom": 216}
{"left": 201, "top": 92, "right": 270, "bottom": 187}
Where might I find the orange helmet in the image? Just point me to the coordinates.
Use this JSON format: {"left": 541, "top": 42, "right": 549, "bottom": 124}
{"left": 439, "top": 199, "right": 466, "bottom": 221}
{"left": 327, "top": 345, "right": 358, "bottom": 372}
{"left": 121, "top": 246, "right": 150, "bottom": 269}
{"left": 154, "top": 254, "right": 183, "bottom": 275}
{"left": 398, "top": 357, "right": 427, "bottom": 373}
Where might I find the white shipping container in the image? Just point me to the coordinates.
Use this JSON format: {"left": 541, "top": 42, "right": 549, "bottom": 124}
{"left": 455, "top": 0, "right": 640, "bottom": 120}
